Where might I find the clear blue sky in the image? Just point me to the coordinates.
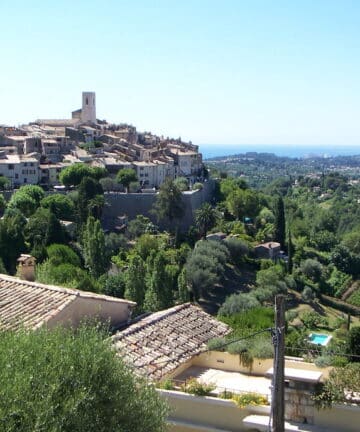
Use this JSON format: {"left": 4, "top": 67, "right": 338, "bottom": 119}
{"left": 1, "top": 0, "right": 360, "bottom": 147}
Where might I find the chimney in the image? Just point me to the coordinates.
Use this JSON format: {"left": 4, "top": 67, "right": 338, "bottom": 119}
{"left": 17, "top": 254, "right": 36, "bottom": 281}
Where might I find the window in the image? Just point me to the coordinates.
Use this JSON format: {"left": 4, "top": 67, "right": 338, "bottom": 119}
{"left": 24, "top": 178, "right": 27, "bottom": 183}
{"left": 8, "top": 164, "right": 14, "bottom": 170}
{"left": 86, "top": 97, "right": 89, "bottom": 105}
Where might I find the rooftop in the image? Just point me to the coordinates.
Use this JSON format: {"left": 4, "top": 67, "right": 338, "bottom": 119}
{"left": 112, "top": 303, "right": 230, "bottom": 380}
{"left": 0, "top": 274, "right": 135, "bottom": 331}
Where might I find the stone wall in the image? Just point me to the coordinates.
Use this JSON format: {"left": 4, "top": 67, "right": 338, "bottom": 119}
{"left": 102, "top": 179, "right": 216, "bottom": 232}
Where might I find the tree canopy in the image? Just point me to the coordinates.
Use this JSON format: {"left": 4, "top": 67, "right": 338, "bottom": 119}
{"left": 116, "top": 168, "right": 138, "bottom": 192}
{"left": 152, "top": 178, "right": 184, "bottom": 226}
{"left": 0, "top": 324, "right": 167, "bottom": 432}
{"left": 59, "top": 164, "right": 106, "bottom": 187}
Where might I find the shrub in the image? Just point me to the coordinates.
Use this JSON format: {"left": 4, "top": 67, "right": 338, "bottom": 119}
{"left": 192, "top": 182, "right": 203, "bottom": 190}
{"left": 218, "top": 293, "right": 260, "bottom": 315}
{"left": 156, "top": 379, "right": 175, "bottom": 390}
{"left": 207, "top": 337, "right": 227, "bottom": 351}
{"left": 286, "top": 310, "right": 298, "bottom": 323}
{"left": 302, "top": 286, "right": 316, "bottom": 302}
{"left": 233, "top": 392, "right": 268, "bottom": 408}
{"left": 300, "top": 311, "right": 325, "bottom": 328}
{"left": 181, "top": 378, "right": 215, "bottom": 396}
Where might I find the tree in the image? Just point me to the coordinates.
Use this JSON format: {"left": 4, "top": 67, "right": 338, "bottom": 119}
{"left": 173, "top": 176, "right": 188, "bottom": 191}
{"left": 77, "top": 177, "right": 103, "bottom": 224}
{"left": 226, "top": 189, "right": 260, "bottom": 220}
{"left": 144, "top": 251, "right": 173, "bottom": 312}
{"left": 177, "top": 267, "right": 190, "bottom": 302}
{"left": 41, "top": 194, "right": 75, "bottom": 220}
{"left": 152, "top": 178, "right": 184, "bottom": 228}
{"left": 0, "top": 175, "right": 10, "bottom": 190}
{"left": 300, "top": 258, "right": 323, "bottom": 282}
{"left": 0, "top": 213, "right": 26, "bottom": 274}
{"left": 224, "top": 237, "right": 249, "bottom": 263}
{"left": 59, "top": 164, "right": 106, "bottom": 187}
{"left": 8, "top": 191, "right": 37, "bottom": 217}
{"left": 116, "top": 168, "right": 137, "bottom": 192}
{"left": 0, "top": 194, "right": 6, "bottom": 215}
{"left": 314, "top": 363, "right": 360, "bottom": 407}
{"left": 274, "top": 195, "right": 285, "bottom": 248}
{"left": 25, "top": 208, "right": 65, "bottom": 252}
{"left": 128, "top": 215, "right": 157, "bottom": 238}
{"left": 347, "top": 326, "right": 360, "bottom": 361}
{"left": 218, "top": 293, "right": 260, "bottom": 315}
{"left": 36, "top": 261, "right": 99, "bottom": 292}
{"left": 82, "top": 216, "right": 107, "bottom": 277}
{"left": 124, "top": 255, "right": 146, "bottom": 311}
{"left": 287, "top": 229, "right": 294, "bottom": 273}
{"left": 46, "top": 244, "right": 81, "bottom": 267}
{"left": 0, "top": 324, "right": 167, "bottom": 432}
{"left": 195, "top": 203, "right": 217, "bottom": 238}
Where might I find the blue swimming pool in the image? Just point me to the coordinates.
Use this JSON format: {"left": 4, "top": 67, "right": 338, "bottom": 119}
{"left": 309, "top": 333, "right": 332, "bottom": 346}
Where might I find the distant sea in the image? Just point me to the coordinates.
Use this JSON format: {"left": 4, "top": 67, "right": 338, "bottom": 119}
{"left": 200, "top": 144, "right": 360, "bottom": 159}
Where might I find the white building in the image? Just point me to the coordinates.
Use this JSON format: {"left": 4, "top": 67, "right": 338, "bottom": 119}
{"left": 0, "top": 154, "right": 39, "bottom": 186}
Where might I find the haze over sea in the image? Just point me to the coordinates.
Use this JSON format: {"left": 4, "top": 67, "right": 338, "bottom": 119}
{"left": 201, "top": 145, "right": 360, "bottom": 159}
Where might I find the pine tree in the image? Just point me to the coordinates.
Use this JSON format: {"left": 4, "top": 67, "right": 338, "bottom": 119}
{"left": 274, "top": 196, "right": 286, "bottom": 248}
{"left": 82, "top": 216, "right": 107, "bottom": 278}
{"left": 124, "top": 255, "right": 145, "bottom": 312}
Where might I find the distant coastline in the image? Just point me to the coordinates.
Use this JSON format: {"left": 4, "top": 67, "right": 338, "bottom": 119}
{"left": 201, "top": 144, "right": 360, "bottom": 159}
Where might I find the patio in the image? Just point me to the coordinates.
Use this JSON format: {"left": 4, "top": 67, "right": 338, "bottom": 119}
{"left": 174, "top": 365, "right": 272, "bottom": 397}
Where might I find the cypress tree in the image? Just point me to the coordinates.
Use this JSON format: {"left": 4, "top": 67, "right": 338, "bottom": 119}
{"left": 124, "top": 255, "right": 145, "bottom": 312}
{"left": 274, "top": 196, "right": 286, "bottom": 249}
{"left": 144, "top": 251, "right": 173, "bottom": 312}
{"left": 82, "top": 216, "right": 107, "bottom": 278}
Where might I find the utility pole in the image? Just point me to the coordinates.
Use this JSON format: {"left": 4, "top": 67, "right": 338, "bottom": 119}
{"left": 271, "top": 295, "right": 285, "bottom": 432}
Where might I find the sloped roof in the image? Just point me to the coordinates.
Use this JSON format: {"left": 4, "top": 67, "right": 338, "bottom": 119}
{"left": 0, "top": 274, "right": 134, "bottom": 331}
{"left": 112, "top": 303, "right": 230, "bottom": 381}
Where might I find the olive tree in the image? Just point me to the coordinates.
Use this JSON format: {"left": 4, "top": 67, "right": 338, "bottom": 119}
{"left": 0, "top": 325, "right": 167, "bottom": 432}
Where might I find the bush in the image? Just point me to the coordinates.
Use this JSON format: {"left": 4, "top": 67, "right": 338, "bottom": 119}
{"left": 156, "top": 379, "right": 175, "bottom": 390}
{"left": 286, "top": 310, "right": 298, "bottom": 323}
{"left": 233, "top": 392, "right": 268, "bottom": 408}
{"left": 300, "top": 311, "right": 326, "bottom": 328}
{"left": 207, "top": 337, "right": 227, "bottom": 351}
{"left": 181, "top": 378, "right": 215, "bottom": 396}
{"left": 218, "top": 293, "right": 260, "bottom": 315}
{"left": 302, "top": 286, "right": 316, "bottom": 302}
{"left": 192, "top": 182, "right": 203, "bottom": 190}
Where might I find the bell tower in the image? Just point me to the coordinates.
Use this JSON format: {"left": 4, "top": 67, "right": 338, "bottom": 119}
{"left": 81, "top": 91, "right": 96, "bottom": 124}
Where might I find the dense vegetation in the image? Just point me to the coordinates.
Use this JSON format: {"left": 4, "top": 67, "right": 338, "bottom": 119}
{"left": 0, "top": 324, "right": 167, "bottom": 432}
{"left": 1, "top": 158, "right": 360, "bottom": 403}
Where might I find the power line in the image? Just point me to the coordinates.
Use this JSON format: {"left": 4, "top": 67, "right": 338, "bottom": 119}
{"left": 149, "top": 327, "right": 275, "bottom": 367}
{"left": 285, "top": 346, "right": 360, "bottom": 359}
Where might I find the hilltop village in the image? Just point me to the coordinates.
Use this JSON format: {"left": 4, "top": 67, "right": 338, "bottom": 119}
{"left": 0, "top": 92, "right": 203, "bottom": 189}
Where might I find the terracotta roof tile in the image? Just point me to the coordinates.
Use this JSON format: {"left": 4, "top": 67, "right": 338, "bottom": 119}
{"left": 112, "top": 303, "right": 230, "bottom": 380}
{"left": 0, "top": 274, "right": 135, "bottom": 331}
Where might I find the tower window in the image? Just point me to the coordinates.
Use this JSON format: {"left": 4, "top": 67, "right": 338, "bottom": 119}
{"left": 86, "top": 97, "right": 89, "bottom": 105}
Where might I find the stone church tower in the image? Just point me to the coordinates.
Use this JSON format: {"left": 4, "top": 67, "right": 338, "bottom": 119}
{"left": 81, "top": 92, "right": 96, "bottom": 123}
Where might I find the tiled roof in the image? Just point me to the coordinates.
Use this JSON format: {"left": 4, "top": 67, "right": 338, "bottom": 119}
{"left": 0, "top": 274, "right": 134, "bottom": 331}
{"left": 112, "top": 303, "right": 230, "bottom": 381}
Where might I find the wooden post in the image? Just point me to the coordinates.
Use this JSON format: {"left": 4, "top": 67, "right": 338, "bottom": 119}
{"left": 272, "top": 295, "right": 285, "bottom": 432}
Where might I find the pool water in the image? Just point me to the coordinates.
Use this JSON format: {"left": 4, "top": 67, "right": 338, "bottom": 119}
{"left": 309, "top": 333, "right": 332, "bottom": 346}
